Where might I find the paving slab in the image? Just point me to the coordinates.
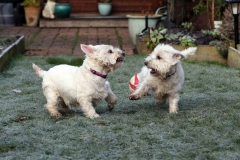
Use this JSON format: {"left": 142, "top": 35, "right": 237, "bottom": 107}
{"left": 0, "top": 26, "right": 135, "bottom": 56}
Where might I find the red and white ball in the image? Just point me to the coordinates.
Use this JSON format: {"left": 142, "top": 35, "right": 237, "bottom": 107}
{"left": 129, "top": 74, "right": 140, "bottom": 93}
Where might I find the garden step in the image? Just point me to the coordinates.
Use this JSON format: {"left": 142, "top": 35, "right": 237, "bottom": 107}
{"left": 39, "top": 15, "right": 128, "bottom": 28}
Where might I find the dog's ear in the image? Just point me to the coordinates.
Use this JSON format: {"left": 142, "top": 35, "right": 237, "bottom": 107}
{"left": 173, "top": 53, "right": 185, "bottom": 60}
{"left": 80, "top": 44, "right": 96, "bottom": 55}
{"left": 171, "top": 53, "right": 184, "bottom": 65}
{"left": 181, "top": 47, "right": 197, "bottom": 58}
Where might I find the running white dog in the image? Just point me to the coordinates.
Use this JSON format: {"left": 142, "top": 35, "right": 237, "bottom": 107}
{"left": 33, "top": 44, "right": 125, "bottom": 119}
{"left": 128, "top": 44, "right": 197, "bottom": 113}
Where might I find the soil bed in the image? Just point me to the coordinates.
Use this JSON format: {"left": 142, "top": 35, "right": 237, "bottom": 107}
{"left": 0, "top": 36, "right": 21, "bottom": 53}
{"left": 164, "top": 27, "right": 216, "bottom": 45}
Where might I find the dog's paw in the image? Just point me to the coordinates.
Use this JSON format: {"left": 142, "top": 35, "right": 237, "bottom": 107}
{"left": 86, "top": 113, "right": 100, "bottom": 119}
{"left": 169, "top": 109, "right": 178, "bottom": 113}
{"left": 50, "top": 111, "right": 62, "bottom": 117}
{"left": 128, "top": 94, "right": 141, "bottom": 100}
{"left": 108, "top": 105, "right": 114, "bottom": 112}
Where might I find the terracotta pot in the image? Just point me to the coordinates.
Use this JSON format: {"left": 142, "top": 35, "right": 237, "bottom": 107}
{"left": 24, "top": 6, "right": 40, "bottom": 27}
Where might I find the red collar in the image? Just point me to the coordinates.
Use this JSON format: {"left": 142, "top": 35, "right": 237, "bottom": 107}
{"left": 90, "top": 68, "right": 108, "bottom": 79}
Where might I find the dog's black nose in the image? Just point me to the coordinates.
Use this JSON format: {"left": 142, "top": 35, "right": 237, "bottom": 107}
{"left": 122, "top": 52, "right": 125, "bottom": 57}
{"left": 144, "top": 61, "right": 148, "bottom": 66}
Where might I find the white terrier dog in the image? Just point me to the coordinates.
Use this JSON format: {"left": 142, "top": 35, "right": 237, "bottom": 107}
{"left": 33, "top": 44, "right": 125, "bottom": 119}
{"left": 42, "top": 0, "right": 56, "bottom": 19}
{"left": 128, "top": 44, "right": 197, "bottom": 113}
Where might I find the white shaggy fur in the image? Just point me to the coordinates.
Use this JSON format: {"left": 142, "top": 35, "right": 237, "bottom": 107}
{"left": 128, "top": 44, "right": 197, "bottom": 113}
{"left": 33, "top": 44, "right": 125, "bottom": 119}
{"left": 42, "top": 0, "right": 56, "bottom": 19}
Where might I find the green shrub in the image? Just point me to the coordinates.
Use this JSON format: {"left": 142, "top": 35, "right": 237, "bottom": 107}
{"left": 21, "top": 0, "right": 41, "bottom": 7}
{"left": 179, "top": 35, "right": 196, "bottom": 47}
{"left": 146, "top": 25, "right": 167, "bottom": 50}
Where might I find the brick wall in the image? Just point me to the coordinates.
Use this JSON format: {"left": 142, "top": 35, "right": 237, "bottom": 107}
{"left": 56, "top": 0, "right": 166, "bottom": 14}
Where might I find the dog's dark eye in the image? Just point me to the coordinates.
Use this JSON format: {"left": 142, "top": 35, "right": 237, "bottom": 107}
{"left": 157, "top": 56, "right": 161, "bottom": 60}
{"left": 108, "top": 50, "right": 113, "bottom": 53}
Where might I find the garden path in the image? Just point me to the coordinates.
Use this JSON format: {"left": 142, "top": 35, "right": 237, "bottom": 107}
{"left": 0, "top": 27, "right": 134, "bottom": 56}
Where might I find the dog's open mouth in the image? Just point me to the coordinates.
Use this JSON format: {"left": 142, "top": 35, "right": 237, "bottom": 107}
{"left": 150, "top": 68, "right": 158, "bottom": 74}
{"left": 116, "top": 57, "right": 124, "bottom": 62}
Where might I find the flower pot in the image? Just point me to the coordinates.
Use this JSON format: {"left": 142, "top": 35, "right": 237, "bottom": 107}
{"left": 127, "top": 15, "right": 162, "bottom": 45}
{"left": 24, "top": 6, "right": 40, "bottom": 27}
{"left": 98, "top": 3, "right": 112, "bottom": 16}
{"left": 55, "top": 4, "right": 71, "bottom": 18}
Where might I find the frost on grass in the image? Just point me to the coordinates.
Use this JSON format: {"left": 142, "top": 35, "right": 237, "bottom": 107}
{"left": 0, "top": 54, "right": 239, "bottom": 159}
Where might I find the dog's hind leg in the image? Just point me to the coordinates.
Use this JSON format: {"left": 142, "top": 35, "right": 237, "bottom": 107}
{"left": 43, "top": 86, "right": 62, "bottom": 117}
{"left": 168, "top": 93, "right": 179, "bottom": 113}
{"left": 58, "top": 98, "right": 75, "bottom": 113}
{"left": 157, "top": 94, "right": 168, "bottom": 105}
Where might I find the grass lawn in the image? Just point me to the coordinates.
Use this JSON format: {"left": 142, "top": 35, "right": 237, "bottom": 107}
{"left": 0, "top": 54, "right": 240, "bottom": 159}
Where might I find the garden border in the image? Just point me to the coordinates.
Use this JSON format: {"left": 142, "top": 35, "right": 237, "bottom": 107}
{"left": 136, "top": 35, "right": 240, "bottom": 68}
{"left": 0, "top": 35, "right": 25, "bottom": 72}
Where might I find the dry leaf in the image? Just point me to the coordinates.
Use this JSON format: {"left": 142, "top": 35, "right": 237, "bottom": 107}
{"left": 15, "top": 116, "right": 26, "bottom": 122}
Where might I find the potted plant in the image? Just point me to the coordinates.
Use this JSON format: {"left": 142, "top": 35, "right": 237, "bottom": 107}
{"left": 21, "top": 0, "right": 41, "bottom": 27}
{"left": 98, "top": 0, "right": 112, "bottom": 16}
{"left": 127, "top": 14, "right": 163, "bottom": 45}
{"left": 55, "top": 3, "right": 72, "bottom": 18}
{"left": 54, "top": 0, "right": 72, "bottom": 19}
{"left": 127, "top": 7, "right": 166, "bottom": 45}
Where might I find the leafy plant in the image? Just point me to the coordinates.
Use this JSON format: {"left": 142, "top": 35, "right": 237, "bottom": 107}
{"left": 202, "top": 29, "right": 221, "bottom": 39}
{"left": 146, "top": 25, "right": 167, "bottom": 50}
{"left": 209, "top": 40, "right": 228, "bottom": 59}
{"left": 181, "top": 22, "right": 193, "bottom": 30}
{"left": 193, "top": 0, "right": 227, "bottom": 29}
{"left": 201, "top": 30, "right": 212, "bottom": 35}
{"left": 193, "top": 0, "right": 207, "bottom": 15}
{"left": 179, "top": 35, "right": 196, "bottom": 47}
{"left": 21, "top": 0, "right": 40, "bottom": 7}
{"left": 165, "top": 32, "right": 184, "bottom": 41}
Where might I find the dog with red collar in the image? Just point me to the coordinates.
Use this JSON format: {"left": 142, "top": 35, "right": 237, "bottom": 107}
{"left": 33, "top": 44, "right": 125, "bottom": 119}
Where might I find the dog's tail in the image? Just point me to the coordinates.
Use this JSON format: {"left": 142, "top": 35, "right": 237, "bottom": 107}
{"left": 32, "top": 63, "right": 46, "bottom": 78}
{"left": 181, "top": 47, "right": 197, "bottom": 58}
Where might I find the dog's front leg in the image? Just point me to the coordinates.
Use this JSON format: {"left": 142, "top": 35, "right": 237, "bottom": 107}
{"left": 168, "top": 93, "right": 179, "bottom": 113}
{"left": 79, "top": 99, "right": 100, "bottom": 119}
{"left": 105, "top": 81, "right": 117, "bottom": 111}
{"left": 128, "top": 81, "right": 150, "bottom": 100}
